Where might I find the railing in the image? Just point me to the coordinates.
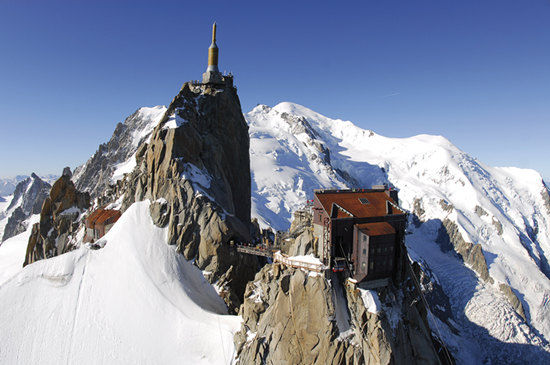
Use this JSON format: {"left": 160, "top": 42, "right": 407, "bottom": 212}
{"left": 273, "top": 251, "right": 326, "bottom": 273}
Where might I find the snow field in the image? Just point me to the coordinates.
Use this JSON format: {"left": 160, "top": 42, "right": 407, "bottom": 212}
{"left": 0, "top": 201, "right": 240, "bottom": 364}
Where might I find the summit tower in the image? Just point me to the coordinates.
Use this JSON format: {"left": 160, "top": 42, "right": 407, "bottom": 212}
{"left": 202, "top": 22, "right": 224, "bottom": 84}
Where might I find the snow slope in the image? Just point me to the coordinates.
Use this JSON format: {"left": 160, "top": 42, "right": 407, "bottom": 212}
{"left": 246, "top": 102, "right": 550, "bottom": 361}
{"left": 0, "top": 214, "right": 38, "bottom": 285}
{"left": 0, "top": 201, "right": 240, "bottom": 364}
{"left": 0, "top": 194, "right": 14, "bottom": 238}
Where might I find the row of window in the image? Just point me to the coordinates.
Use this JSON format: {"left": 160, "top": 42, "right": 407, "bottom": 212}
{"left": 362, "top": 245, "right": 393, "bottom": 256}
{"left": 361, "top": 257, "right": 394, "bottom": 273}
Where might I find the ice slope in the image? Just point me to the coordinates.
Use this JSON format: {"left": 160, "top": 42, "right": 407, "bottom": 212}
{"left": 0, "top": 201, "right": 240, "bottom": 364}
{"left": 246, "top": 102, "right": 550, "bottom": 360}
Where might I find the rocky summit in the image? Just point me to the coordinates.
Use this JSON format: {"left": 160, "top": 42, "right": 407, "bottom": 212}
{"left": 109, "top": 81, "right": 257, "bottom": 312}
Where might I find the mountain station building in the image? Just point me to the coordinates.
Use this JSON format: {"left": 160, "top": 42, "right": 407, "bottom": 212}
{"left": 312, "top": 187, "right": 407, "bottom": 287}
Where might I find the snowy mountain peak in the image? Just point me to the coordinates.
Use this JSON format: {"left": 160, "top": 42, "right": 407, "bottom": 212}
{"left": 73, "top": 105, "right": 167, "bottom": 197}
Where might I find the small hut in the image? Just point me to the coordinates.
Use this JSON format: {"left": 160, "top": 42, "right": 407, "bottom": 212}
{"left": 84, "top": 208, "right": 121, "bottom": 242}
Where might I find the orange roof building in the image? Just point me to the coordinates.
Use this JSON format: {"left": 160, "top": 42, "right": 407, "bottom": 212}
{"left": 312, "top": 188, "right": 407, "bottom": 286}
{"left": 84, "top": 208, "right": 121, "bottom": 243}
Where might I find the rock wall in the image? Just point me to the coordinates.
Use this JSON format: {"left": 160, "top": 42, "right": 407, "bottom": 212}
{"left": 436, "top": 219, "right": 492, "bottom": 283}
{"left": 24, "top": 169, "right": 90, "bottom": 266}
{"left": 113, "top": 81, "right": 257, "bottom": 312}
{"left": 235, "top": 262, "right": 444, "bottom": 364}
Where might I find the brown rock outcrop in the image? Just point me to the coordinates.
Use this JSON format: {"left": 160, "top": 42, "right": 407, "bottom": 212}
{"left": 24, "top": 172, "right": 90, "bottom": 266}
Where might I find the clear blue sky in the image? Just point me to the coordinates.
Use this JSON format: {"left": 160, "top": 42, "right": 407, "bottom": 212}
{"left": 0, "top": 0, "right": 549, "bottom": 181}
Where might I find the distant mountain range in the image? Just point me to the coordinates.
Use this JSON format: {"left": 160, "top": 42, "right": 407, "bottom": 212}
{"left": 0, "top": 174, "right": 57, "bottom": 197}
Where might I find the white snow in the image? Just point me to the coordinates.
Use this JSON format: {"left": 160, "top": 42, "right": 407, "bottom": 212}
{"left": 358, "top": 288, "right": 381, "bottom": 314}
{"left": 286, "top": 253, "right": 323, "bottom": 265}
{"left": 163, "top": 111, "right": 188, "bottom": 129}
{"left": 107, "top": 105, "right": 167, "bottom": 184}
{"left": 0, "top": 214, "right": 39, "bottom": 285}
{"left": 111, "top": 153, "right": 137, "bottom": 183}
{"left": 0, "top": 194, "right": 14, "bottom": 238}
{"left": 132, "top": 105, "right": 167, "bottom": 146}
{"left": 0, "top": 201, "right": 241, "bottom": 364}
{"left": 105, "top": 194, "right": 124, "bottom": 210}
{"left": 182, "top": 163, "right": 212, "bottom": 189}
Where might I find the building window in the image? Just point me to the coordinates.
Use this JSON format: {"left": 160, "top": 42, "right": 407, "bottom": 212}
{"left": 363, "top": 235, "right": 367, "bottom": 242}
{"left": 362, "top": 248, "right": 366, "bottom": 255}
{"left": 369, "top": 262, "right": 374, "bottom": 270}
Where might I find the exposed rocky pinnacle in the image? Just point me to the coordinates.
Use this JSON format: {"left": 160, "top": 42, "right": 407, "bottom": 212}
{"left": 111, "top": 81, "right": 258, "bottom": 312}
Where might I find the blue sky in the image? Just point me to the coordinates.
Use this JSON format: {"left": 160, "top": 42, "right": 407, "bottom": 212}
{"left": 0, "top": 0, "right": 549, "bottom": 181}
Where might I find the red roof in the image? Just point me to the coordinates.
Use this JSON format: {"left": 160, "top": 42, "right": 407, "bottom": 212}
{"left": 86, "top": 208, "right": 121, "bottom": 227}
{"left": 315, "top": 190, "right": 404, "bottom": 218}
{"left": 86, "top": 208, "right": 105, "bottom": 228}
{"left": 356, "top": 222, "right": 396, "bottom": 236}
{"left": 95, "top": 210, "right": 121, "bottom": 225}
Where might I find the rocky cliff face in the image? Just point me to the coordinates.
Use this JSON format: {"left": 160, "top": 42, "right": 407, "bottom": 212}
{"left": 234, "top": 264, "right": 443, "bottom": 364}
{"left": 109, "top": 81, "right": 257, "bottom": 312}
{"left": 24, "top": 169, "right": 90, "bottom": 266}
{"left": 1, "top": 173, "right": 51, "bottom": 242}
{"left": 73, "top": 106, "right": 167, "bottom": 198}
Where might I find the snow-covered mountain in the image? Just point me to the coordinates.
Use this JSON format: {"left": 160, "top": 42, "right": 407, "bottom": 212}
{"left": 3, "top": 98, "right": 548, "bottom": 362}
{"left": 70, "top": 101, "right": 550, "bottom": 359}
{"left": 73, "top": 106, "right": 167, "bottom": 197}
{"left": 246, "top": 102, "right": 550, "bottom": 361}
{"left": 0, "top": 173, "right": 51, "bottom": 242}
{"left": 0, "top": 174, "right": 56, "bottom": 197}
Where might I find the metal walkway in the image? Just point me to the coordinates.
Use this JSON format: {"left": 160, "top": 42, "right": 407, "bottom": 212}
{"left": 235, "top": 245, "right": 275, "bottom": 258}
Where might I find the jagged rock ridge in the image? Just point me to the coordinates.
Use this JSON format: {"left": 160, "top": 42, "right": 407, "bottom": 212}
{"left": 73, "top": 106, "right": 167, "bottom": 198}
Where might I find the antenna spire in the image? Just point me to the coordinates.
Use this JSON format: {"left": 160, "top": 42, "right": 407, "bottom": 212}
{"left": 212, "top": 22, "right": 217, "bottom": 43}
